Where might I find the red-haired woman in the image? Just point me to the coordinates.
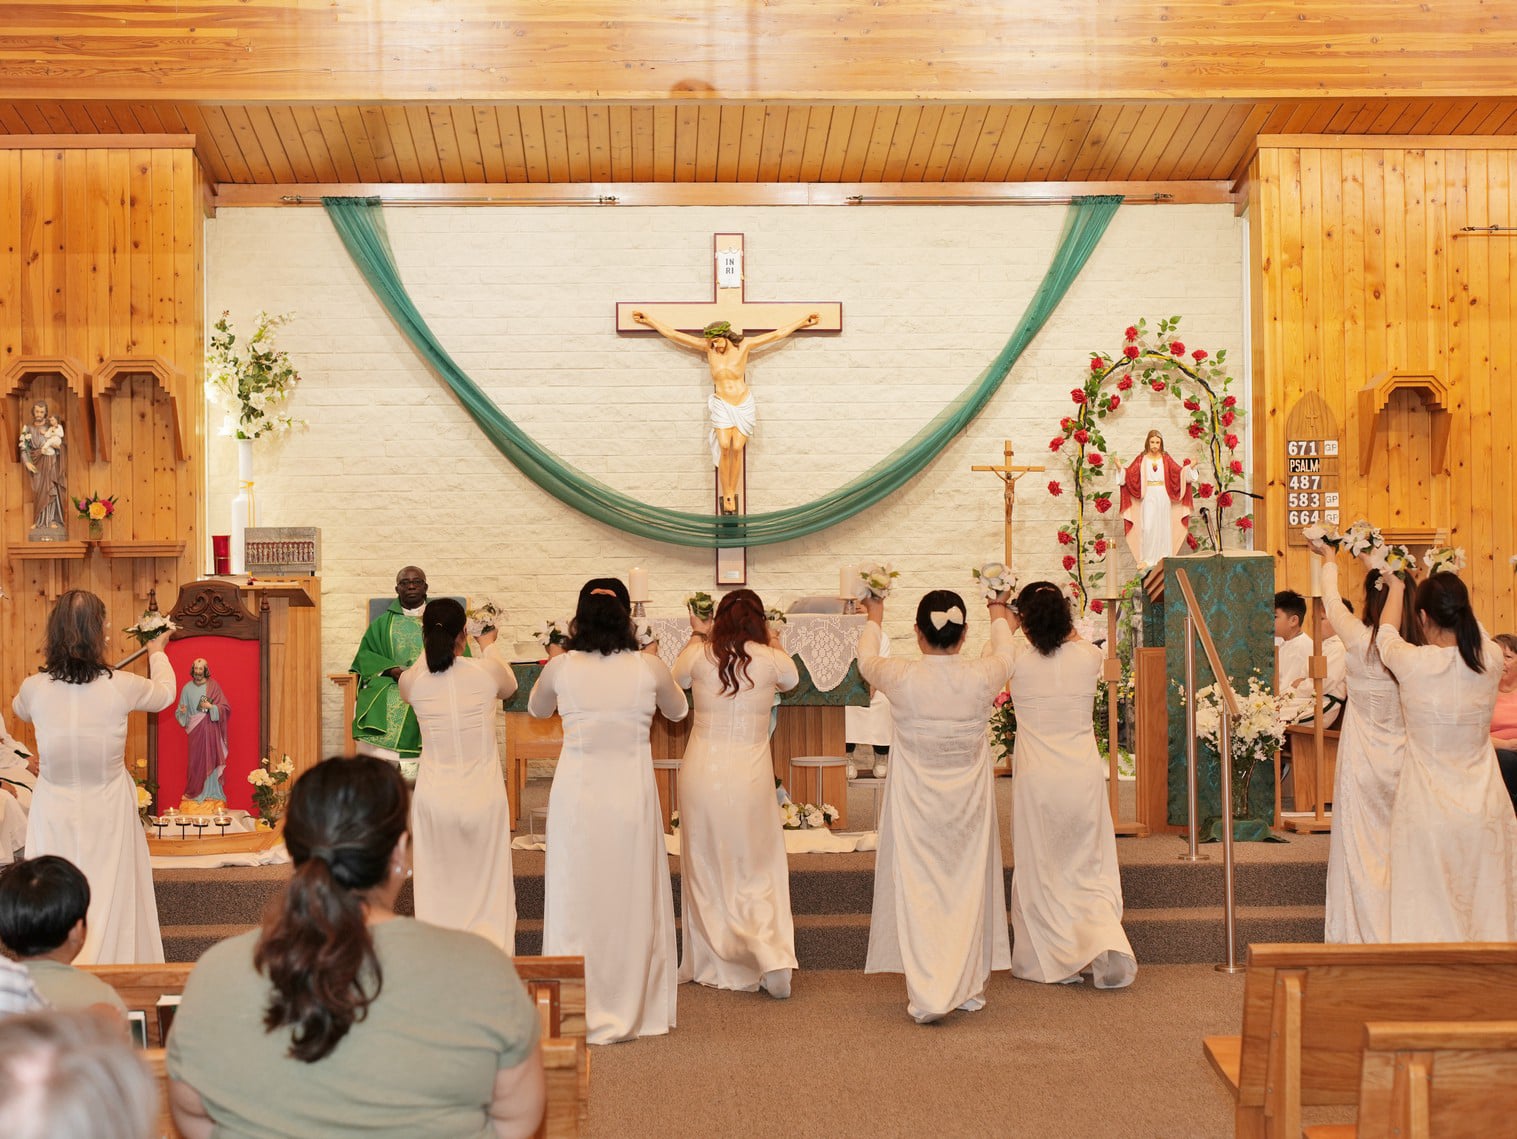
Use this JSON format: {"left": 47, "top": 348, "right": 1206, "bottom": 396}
{"left": 673, "top": 589, "right": 800, "bottom": 997}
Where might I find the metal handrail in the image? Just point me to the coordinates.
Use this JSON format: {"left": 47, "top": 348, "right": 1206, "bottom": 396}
{"left": 1172, "top": 568, "right": 1246, "bottom": 974}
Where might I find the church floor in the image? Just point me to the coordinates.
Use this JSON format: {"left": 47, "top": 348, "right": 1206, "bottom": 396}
{"left": 585, "top": 964, "right": 1354, "bottom": 1138}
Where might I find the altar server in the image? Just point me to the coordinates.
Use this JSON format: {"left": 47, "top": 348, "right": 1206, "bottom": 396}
{"left": 858, "top": 588, "right": 1015, "bottom": 1024}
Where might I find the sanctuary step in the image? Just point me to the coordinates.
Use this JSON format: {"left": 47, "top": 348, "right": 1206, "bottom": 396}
{"left": 153, "top": 782, "right": 1330, "bottom": 966}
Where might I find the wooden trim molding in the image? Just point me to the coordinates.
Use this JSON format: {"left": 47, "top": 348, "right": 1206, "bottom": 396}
{"left": 0, "top": 135, "right": 196, "bottom": 151}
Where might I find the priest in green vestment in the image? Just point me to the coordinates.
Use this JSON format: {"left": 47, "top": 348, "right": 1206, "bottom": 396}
{"left": 349, "top": 566, "right": 430, "bottom": 759}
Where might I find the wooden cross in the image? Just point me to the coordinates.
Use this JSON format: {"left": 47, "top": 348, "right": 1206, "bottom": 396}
{"left": 618, "top": 233, "right": 841, "bottom": 584}
{"left": 972, "top": 441, "right": 1045, "bottom": 567}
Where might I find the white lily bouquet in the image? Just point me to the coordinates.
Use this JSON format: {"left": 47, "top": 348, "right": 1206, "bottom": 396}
{"left": 466, "top": 599, "right": 506, "bottom": 637}
{"left": 780, "top": 800, "right": 840, "bottom": 830}
{"left": 972, "top": 560, "right": 1017, "bottom": 603}
{"left": 1304, "top": 520, "right": 1414, "bottom": 589}
{"left": 1189, "top": 675, "right": 1286, "bottom": 817}
{"left": 858, "top": 562, "right": 899, "bottom": 600}
{"left": 1423, "top": 545, "right": 1467, "bottom": 575}
{"left": 124, "top": 610, "right": 177, "bottom": 647}
{"left": 534, "top": 619, "right": 570, "bottom": 652}
{"left": 634, "top": 618, "right": 658, "bottom": 648}
{"left": 686, "top": 591, "right": 716, "bottom": 621}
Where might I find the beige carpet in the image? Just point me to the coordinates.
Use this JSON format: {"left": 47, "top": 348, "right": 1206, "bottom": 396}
{"left": 585, "top": 964, "right": 1353, "bottom": 1138}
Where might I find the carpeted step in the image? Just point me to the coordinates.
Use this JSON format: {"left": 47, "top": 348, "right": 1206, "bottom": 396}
{"left": 162, "top": 923, "right": 259, "bottom": 963}
{"left": 1123, "top": 905, "right": 1326, "bottom": 965}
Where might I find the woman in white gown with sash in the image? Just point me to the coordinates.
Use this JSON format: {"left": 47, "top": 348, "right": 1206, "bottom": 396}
{"left": 11, "top": 590, "right": 173, "bottom": 964}
{"left": 529, "top": 582, "right": 689, "bottom": 1044}
{"left": 858, "top": 588, "right": 1016, "bottom": 1024}
{"left": 673, "top": 589, "right": 799, "bottom": 997}
{"left": 1309, "top": 540, "right": 1419, "bottom": 942}
{"left": 398, "top": 598, "right": 519, "bottom": 952}
{"left": 1375, "top": 570, "right": 1517, "bottom": 941}
{"left": 1006, "top": 581, "right": 1137, "bottom": 989}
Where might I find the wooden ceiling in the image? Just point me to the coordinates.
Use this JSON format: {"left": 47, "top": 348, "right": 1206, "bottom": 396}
{"left": 6, "top": 98, "right": 1517, "bottom": 189}
{"left": 3, "top": 2, "right": 1517, "bottom": 193}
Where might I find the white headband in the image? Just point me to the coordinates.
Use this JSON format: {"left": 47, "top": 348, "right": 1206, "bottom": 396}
{"left": 928, "top": 606, "right": 965, "bottom": 630}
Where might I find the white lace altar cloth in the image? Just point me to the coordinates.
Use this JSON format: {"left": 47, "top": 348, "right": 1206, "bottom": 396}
{"left": 645, "top": 614, "right": 866, "bottom": 692}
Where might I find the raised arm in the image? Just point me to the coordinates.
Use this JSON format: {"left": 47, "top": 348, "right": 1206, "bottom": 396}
{"left": 746, "top": 311, "right": 820, "bottom": 350}
{"left": 631, "top": 310, "right": 708, "bottom": 352}
{"left": 1317, "top": 559, "right": 1369, "bottom": 650}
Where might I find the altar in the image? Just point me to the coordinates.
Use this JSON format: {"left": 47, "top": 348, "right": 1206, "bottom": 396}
{"left": 503, "top": 614, "right": 870, "bottom": 828}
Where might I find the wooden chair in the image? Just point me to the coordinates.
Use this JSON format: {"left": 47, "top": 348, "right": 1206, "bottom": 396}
{"left": 1284, "top": 723, "right": 1342, "bottom": 813}
{"left": 1302, "top": 1020, "right": 1517, "bottom": 1139}
{"left": 1202, "top": 943, "right": 1517, "bottom": 1139}
{"left": 84, "top": 963, "right": 193, "bottom": 1048}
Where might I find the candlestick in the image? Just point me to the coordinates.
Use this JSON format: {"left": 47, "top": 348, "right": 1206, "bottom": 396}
{"left": 838, "top": 565, "right": 857, "bottom": 600}
{"left": 1309, "top": 554, "right": 1322, "bottom": 599}
{"left": 628, "top": 566, "right": 650, "bottom": 603}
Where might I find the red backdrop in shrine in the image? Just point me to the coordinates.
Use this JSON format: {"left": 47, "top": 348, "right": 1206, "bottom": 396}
{"left": 154, "top": 635, "right": 262, "bottom": 812}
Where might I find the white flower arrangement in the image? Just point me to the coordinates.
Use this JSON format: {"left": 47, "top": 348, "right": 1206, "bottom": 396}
{"left": 634, "top": 618, "right": 658, "bottom": 648}
{"left": 972, "top": 560, "right": 1017, "bottom": 603}
{"left": 205, "top": 310, "right": 306, "bottom": 440}
{"left": 534, "top": 619, "right": 570, "bottom": 651}
{"left": 465, "top": 599, "right": 506, "bottom": 637}
{"left": 1189, "top": 676, "right": 1288, "bottom": 766}
{"left": 858, "top": 563, "right": 900, "bottom": 600}
{"left": 248, "top": 753, "right": 296, "bottom": 825}
{"left": 1423, "top": 545, "right": 1467, "bottom": 575}
{"left": 685, "top": 591, "right": 716, "bottom": 621}
{"left": 782, "top": 801, "right": 840, "bottom": 830}
{"left": 124, "top": 610, "right": 178, "bottom": 647}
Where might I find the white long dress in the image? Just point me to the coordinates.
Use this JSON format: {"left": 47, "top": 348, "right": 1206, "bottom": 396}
{"left": 672, "top": 639, "right": 799, "bottom": 991}
{"left": 1320, "top": 564, "right": 1408, "bottom": 943}
{"left": 859, "top": 619, "right": 1014, "bottom": 1021}
{"left": 529, "top": 650, "right": 689, "bottom": 1044}
{"left": 1378, "top": 626, "right": 1517, "bottom": 941}
{"left": 1008, "top": 637, "right": 1137, "bottom": 988}
{"left": 12, "top": 654, "right": 174, "bottom": 964}
{"left": 398, "top": 644, "right": 519, "bottom": 952}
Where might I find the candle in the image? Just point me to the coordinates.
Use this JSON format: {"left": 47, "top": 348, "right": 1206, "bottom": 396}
{"left": 1105, "top": 541, "right": 1120, "bottom": 600}
{"left": 1309, "top": 554, "right": 1322, "bottom": 599}
{"left": 628, "top": 566, "right": 650, "bottom": 603}
{"left": 838, "top": 565, "right": 856, "bottom": 599}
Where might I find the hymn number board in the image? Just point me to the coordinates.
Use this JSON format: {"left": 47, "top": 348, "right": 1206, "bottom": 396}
{"left": 1283, "top": 393, "right": 1342, "bottom": 548}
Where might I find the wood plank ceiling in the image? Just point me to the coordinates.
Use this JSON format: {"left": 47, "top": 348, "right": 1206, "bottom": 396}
{"left": 5, "top": 98, "right": 1517, "bottom": 187}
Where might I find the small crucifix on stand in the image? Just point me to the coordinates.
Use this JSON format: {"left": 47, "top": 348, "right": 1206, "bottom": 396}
{"left": 618, "top": 233, "right": 841, "bottom": 585}
{"left": 972, "top": 441, "right": 1043, "bottom": 775}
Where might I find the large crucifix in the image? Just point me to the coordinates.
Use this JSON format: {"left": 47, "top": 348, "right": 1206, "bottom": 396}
{"left": 972, "top": 441, "right": 1045, "bottom": 568}
{"left": 618, "top": 233, "right": 841, "bottom": 583}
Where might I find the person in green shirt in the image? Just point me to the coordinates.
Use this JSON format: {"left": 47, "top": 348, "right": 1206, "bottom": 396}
{"left": 350, "top": 566, "right": 431, "bottom": 759}
{"left": 167, "top": 756, "right": 545, "bottom": 1139}
{"left": 0, "top": 856, "right": 127, "bottom": 1016}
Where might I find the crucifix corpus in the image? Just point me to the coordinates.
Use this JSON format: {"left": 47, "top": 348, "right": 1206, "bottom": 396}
{"left": 618, "top": 233, "right": 841, "bottom": 583}
{"left": 972, "top": 441, "right": 1045, "bottom": 568}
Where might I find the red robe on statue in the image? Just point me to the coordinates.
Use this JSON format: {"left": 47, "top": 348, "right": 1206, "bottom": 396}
{"left": 1120, "top": 451, "right": 1194, "bottom": 563}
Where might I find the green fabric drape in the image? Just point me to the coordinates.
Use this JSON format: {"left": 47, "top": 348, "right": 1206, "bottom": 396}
{"left": 323, "top": 195, "right": 1122, "bottom": 547}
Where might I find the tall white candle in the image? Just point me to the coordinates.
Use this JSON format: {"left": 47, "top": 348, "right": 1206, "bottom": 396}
{"left": 628, "top": 566, "right": 650, "bottom": 602}
{"left": 1105, "top": 541, "right": 1120, "bottom": 600}
{"left": 839, "top": 565, "right": 856, "bottom": 599}
{"left": 1309, "top": 554, "right": 1322, "bottom": 599}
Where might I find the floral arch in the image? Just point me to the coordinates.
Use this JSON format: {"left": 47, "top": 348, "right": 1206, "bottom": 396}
{"left": 1045, "top": 317, "right": 1251, "bottom": 612}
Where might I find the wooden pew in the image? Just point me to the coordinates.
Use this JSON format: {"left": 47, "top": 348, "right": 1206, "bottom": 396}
{"left": 1202, "top": 943, "right": 1517, "bottom": 1139}
{"left": 1302, "top": 1020, "right": 1517, "bottom": 1139}
{"left": 143, "top": 1048, "right": 184, "bottom": 1139}
{"left": 1284, "top": 724, "right": 1341, "bottom": 813}
{"left": 84, "top": 963, "right": 193, "bottom": 1048}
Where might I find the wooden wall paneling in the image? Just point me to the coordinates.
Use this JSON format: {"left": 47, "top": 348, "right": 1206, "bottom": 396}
{"left": 998, "top": 102, "right": 1052, "bottom": 182}
{"left": 1063, "top": 103, "right": 1125, "bottom": 182}
{"left": 382, "top": 107, "right": 424, "bottom": 181}
{"left": 310, "top": 107, "right": 358, "bottom": 182}
{"left": 713, "top": 104, "right": 744, "bottom": 182}
{"left": 583, "top": 104, "right": 611, "bottom": 182}
{"left": 606, "top": 105, "right": 633, "bottom": 182}
{"left": 535, "top": 105, "right": 568, "bottom": 183}
{"left": 629, "top": 105, "right": 655, "bottom": 182}
{"left": 128, "top": 150, "right": 152, "bottom": 356}
{"left": 264, "top": 107, "right": 316, "bottom": 183}
{"left": 198, "top": 106, "right": 252, "bottom": 184}
{"left": 958, "top": 104, "right": 1009, "bottom": 182}
{"left": 424, "top": 106, "right": 465, "bottom": 183}
{"left": 452, "top": 104, "right": 488, "bottom": 182}
{"left": 857, "top": 105, "right": 898, "bottom": 182}
{"left": 877, "top": 104, "right": 922, "bottom": 183}
{"left": 816, "top": 105, "right": 853, "bottom": 182}
{"left": 1274, "top": 147, "right": 1306, "bottom": 567}
{"left": 652, "top": 105, "right": 678, "bottom": 182}
{"left": 371, "top": 106, "right": 416, "bottom": 185}
{"left": 0, "top": 150, "right": 20, "bottom": 361}
{"left": 244, "top": 107, "right": 296, "bottom": 185}
{"left": 1176, "top": 103, "right": 1248, "bottom": 180}
{"left": 672, "top": 104, "right": 699, "bottom": 183}
{"left": 1028, "top": 103, "right": 1092, "bottom": 182}
{"left": 896, "top": 103, "right": 943, "bottom": 182}
{"left": 357, "top": 105, "right": 401, "bottom": 183}
{"left": 1317, "top": 146, "right": 1348, "bottom": 536}
{"left": 1105, "top": 104, "right": 1167, "bottom": 182}
{"left": 1339, "top": 147, "right": 1367, "bottom": 531}
{"left": 220, "top": 106, "right": 271, "bottom": 185}
{"left": 334, "top": 106, "right": 382, "bottom": 183}
{"left": 938, "top": 104, "right": 985, "bottom": 182}
{"left": 797, "top": 105, "right": 832, "bottom": 183}
{"left": 776, "top": 105, "right": 812, "bottom": 182}
{"left": 1490, "top": 156, "right": 1515, "bottom": 626}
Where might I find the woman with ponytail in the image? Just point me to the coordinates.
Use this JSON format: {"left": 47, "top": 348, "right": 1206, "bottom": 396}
{"left": 672, "top": 589, "right": 799, "bottom": 997}
{"left": 1376, "top": 569, "right": 1517, "bottom": 941}
{"left": 397, "top": 598, "right": 519, "bottom": 950}
{"left": 166, "top": 757, "right": 545, "bottom": 1138}
{"left": 857, "top": 587, "right": 1017, "bottom": 1024}
{"left": 1003, "top": 582, "right": 1136, "bottom": 990}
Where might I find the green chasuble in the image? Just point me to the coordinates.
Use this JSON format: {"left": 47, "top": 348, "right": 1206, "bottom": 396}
{"left": 350, "top": 601, "right": 426, "bottom": 758}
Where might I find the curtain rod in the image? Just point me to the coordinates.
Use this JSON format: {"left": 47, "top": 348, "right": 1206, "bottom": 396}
{"left": 278, "top": 194, "right": 619, "bottom": 205}
{"left": 845, "top": 193, "right": 1171, "bottom": 205}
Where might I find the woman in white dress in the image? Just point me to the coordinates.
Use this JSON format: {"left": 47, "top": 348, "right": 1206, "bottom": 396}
{"left": 529, "top": 583, "right": 689, "bottom": 1044}
{"left": 1007, "top": 581, "right": 1137, "bottom": 989}
{"left": 1309, "top": 539, "right": 1420, "bottom": 942}
{"left": 398, "top": 598, "right": 519, "bottom": 952}
{"left": 1376, "top": 571, "right": 1517, "bottom": 941}
{"left": 10, "top": 590, "right": 173, "bottom": 964}
{"left": 673, "top": 589, "right": 799, "bottom": 998}
{"left": 859, "top": 588, "right": 1015, "bottom": 1024}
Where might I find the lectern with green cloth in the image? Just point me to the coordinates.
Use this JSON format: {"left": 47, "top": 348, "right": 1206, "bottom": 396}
{"left": 1142, "top": 553, "right": 1278, "bottom": 837}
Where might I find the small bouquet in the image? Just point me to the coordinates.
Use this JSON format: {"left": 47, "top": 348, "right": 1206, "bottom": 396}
{"left": 466, "top": 599, "right": 506, "bottom": 637}
{"left": 1364, "top": 542, "right": 1416, "bottom": 586}
{"left": 248, "top": 752, "right": 296, "bottom": 826}
{"left": 858, "top": 563, "right": 899, "bottom": 600}
{"left": 1423, "top": 545, "right": 1466, "bottom": 575}
{"left": 988, "top": 689, "right": 1017, "bottom": 762}
{"left": 634, "top": 618, "right": 658, "bottom": 648}
{"left": 765, "top": 607, "right": 787, "bottom": 627}
{"left": 686, "top": 591, "right": 716, "bottom": 621}
{"left": 669, "top": 809, "right": 680, "bottom": 831}
{"left": 124, "top": 609, "right": 177, "bottom": 647}
{"left": 972, "top": 560, "right": 1017, "bottom": 603}
{"left": 534, "top": 619, "right": 570, "bottom": 652}
{"left": 781, "top": 800, "right": 840, "bottom": 830}
{"left": 132, "top": 759, "right": 156, "bottom": 823}
{"left": 72, "top": 491, "right": 117, "bottom": 536}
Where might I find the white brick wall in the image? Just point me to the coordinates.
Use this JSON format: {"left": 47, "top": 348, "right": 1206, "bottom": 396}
{"left": 205, "top": 204, "right": 1246, "bottom": 756}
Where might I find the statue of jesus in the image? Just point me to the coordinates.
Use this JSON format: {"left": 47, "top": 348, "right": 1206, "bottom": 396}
{"left": 632, "top": 310, "right": 819, "bottom": 513}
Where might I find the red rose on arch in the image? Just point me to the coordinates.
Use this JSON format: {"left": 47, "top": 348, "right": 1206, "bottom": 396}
{"left": 1117, "top": 375, "right": 1133, "bottom": 392}
{"left": 1107, "top": 394, "right": 1121, "bottom": 410}
{"left": 1236, "top": 516, "right": 1254, "bottom": 532}
{"left": 1229, "top": 459, "right": 1244, "bottom": 475}
{"left": 1222, "top": 395, "right": 1237, "bottom": 408}
{"left": 1094, "top": 538, "right": 1108, "bottom": 556}
{"left": 1057, "top": 530, "right": 1074, "bottom": 545}
{"left": 1186, "top": 533, "right": 1200, "bottom": 551}
{"left": 1151, "top": 381, "right": 1166, "bottom": 393}
{"left": 1224, "top": 433, "right": 1240, "bottom": 450}
{"left": 1087, "top": 452, "right": 1104, "bottom": 467}
{"left": 1071, "top": 389, "right": 1087, "bottom": 404}
{"left": 1124, "top": 326, "right": 1138, "bottom": 341}
{"left": 1170, "top": 341, "right": 1185, "bottom": 356}
{"left": 1091, "top": 356, "right": 1105, "bottom": 372}
{"left": 1060, "top": 416, "right": 1074, "bottom": 431}
{"left": 1062, "top": 554, "right": 1077, "bottom": 571}
{"left": 1187, "top": 423, "right": 1204, "bottom": 438}
{"left": 1220, "top": 411, "right": 1235, "bottom": 427}
{"left": 1073, "top": 428, "right": 1089, "bottom": 444}
{"left": 1217, "top": 492, "right": 1234, "bottom": 508}
{"left": 1048, "top": 480, "right": 1063, "bottom": 497}
{"left": 1197, "top": 483, "right": 1214, "bottom": 499}
{"left": 1123, "top": 344, "right": 1140, "bottom": 359}
{"left": 1094, "top": 495, "right": 1112, "bottom": 513}
{"left": 1090, "top": 598, "right": 1106, "bottom": 614}
{"left": 1050, "top": 436, "right": 1065, "bottom": 451}
{"left": 1183, "top": 398, "right": 1200, "bottom": 412}
{"left": 1192, "top": 348, "right": 1208, "bottom": 362}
